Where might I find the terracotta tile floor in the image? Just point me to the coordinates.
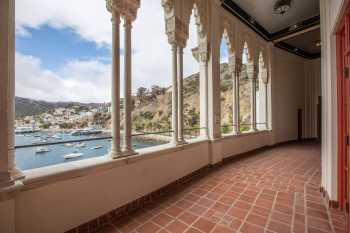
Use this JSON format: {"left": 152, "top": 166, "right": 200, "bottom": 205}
{"left": 98, "top": 142, "right": 348, "bottom": 233}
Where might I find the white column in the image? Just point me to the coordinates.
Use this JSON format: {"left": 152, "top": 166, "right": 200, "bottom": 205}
{"left": 177, "top": 47, "right": 186, "bottom": 144}
{"left": 0, "top": 0, "right": 23, "bottom": 187}
{"left": 192, "top": 45, "right": 209, "bottom": 139}
{"left": 199, "top": 55, "right": 209, "bottom": 139}
{"left": 248, "top": 63, "right": 257, "bottom": 132}
{"left": 257, "top": 68, "right": 268, "bottom": 131}
{"left": 122, "top": 20, "right": 136, "bottom": 155}
{"left": 229, "top": 55, "right": 240, "bottom": 135}
{"left": 110, "top": 12, "right": 122, "bottom": 158}
{"left": 171, "top": 44, "right": 179, "bottom": 145}
{"left": 207, "top": 1, "right": 222, "bottom": 140}
{"left": 234, "top": 60, "right": 241, "bottom": 135}
{"left": 252, "top": 72, "right": 257, "bottom": 131}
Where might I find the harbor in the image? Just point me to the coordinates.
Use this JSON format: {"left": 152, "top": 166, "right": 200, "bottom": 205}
{"left": 15, "top": 130, "right": 166, "bottom": 170}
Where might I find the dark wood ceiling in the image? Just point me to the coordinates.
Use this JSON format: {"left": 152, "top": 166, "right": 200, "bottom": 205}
{"left": 222, "top": 0, "right": 321, "bottom": 59}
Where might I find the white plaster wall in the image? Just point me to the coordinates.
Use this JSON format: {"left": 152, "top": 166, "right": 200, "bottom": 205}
{"left": 320, "top": 0, "right": 343, "bottom": 201}
{"left": 304, "top": 59, "right": 322, "bottom": 139}
{"left": 0, "top": 199, "right": 15, "bottom": 233}
{"left": 222, "top": 132, "right": 271, "bottom": 158}
{"left": 272, "top": 48, "right": 306, "bottom": 144}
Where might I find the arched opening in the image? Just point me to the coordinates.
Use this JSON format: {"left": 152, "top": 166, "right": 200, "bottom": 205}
{"left": 183, "top": 8, "right": 201, "bottom": 139}
{"left": 239, "top": 42, "right": 252, "bottom": 133}
{"left": 219, "top": 33, "right": 234, "bottom": 134}
{"left": 257, "top": 52, "right": 268, "bottom": 130}
{"left": 132, "top": 0, "right": 172, "bottom": 141}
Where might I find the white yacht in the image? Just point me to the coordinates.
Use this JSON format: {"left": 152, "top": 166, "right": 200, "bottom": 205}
{"left": 35, "top": 147, "right": 50, "bottom": 154}
{"left": 64, "top": 152, "right": 83, "bottom": 159}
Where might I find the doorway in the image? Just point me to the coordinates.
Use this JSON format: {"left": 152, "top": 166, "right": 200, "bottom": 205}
{"left": 337, "top": 13, "right": 350, "bottom": 230}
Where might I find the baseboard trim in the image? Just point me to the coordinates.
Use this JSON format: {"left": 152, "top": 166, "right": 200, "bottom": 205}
{"left": 320, "top": 186, "right": 340, "bottom": 209}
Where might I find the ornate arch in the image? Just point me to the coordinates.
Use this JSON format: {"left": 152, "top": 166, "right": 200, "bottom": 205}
{"left": 221, "top": 14, "right": 235, "bottom": 56}
{"left": 182, "top": 0, "right": 208, "bottom": 44}
{"left": 258, "top": 50, "right": 269, "bottom": 84}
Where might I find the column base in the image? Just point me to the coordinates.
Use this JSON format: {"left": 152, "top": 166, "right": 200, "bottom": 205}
{"left": 0, "top": 168, "right": 24, "bottom": 189}
{"left": 122, "top": 149, "right": 138, "bottom": 156}
{"left": 109, "top": 150, "right": 123, "bottom": 159}
{"left": 248, "top": 128, "right": 258, "bottom": 133}
{"left": 177, "top": 140, "right": 187, "bottom": 145}
{"left": 172, "top": 139, "right": 187, "bottom": 146}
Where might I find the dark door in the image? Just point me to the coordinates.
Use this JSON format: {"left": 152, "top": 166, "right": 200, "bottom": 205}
{"left": 298, "top": 109, "right": 303, "bottom": 141}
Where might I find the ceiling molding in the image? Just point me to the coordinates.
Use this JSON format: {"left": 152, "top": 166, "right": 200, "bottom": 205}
{"left": 221, "top": 0, "right": 320, "bottom": 59}
{"left": 275, "top": 42, "right": 321, "bottom": 59}
{"left": 270, "top": 15, "right": 320, "bottom": 41}
{"left": 222, "top": 0, "right": 270, "bottom": 40}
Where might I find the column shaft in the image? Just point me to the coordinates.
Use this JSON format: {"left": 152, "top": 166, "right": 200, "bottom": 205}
{"left": 110, "top": 13, "right": 122, "bottom": 157}
{"left": 199, "top": 60, "right": 209, "bottom": 138}
{"left": 232, "top": 69, "right": 239, "bottom": 135}
{"left": 0, "top": 0, "right": 23, "bottom": 187}
{"left": 264, "top": 83, "right": 269, "bottom": 129}
{"left": 177, "top": 47, "right": 185, "bottom": 143}
{"left": 251, "top": 72, "right": 257, "bottom": 131}
{"left": 257, "top": 76, "right": 268, "bottom": 131}
{"left": 235, "top": 66, "right": 241, "bottom": 134}
{"left": 122, "top": 20, "right": 135, "bottom": 155}
{"left": 171, "top": 45, "right": 179, "bottom": 145}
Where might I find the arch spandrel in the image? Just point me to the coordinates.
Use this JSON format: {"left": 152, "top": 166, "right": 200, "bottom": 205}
{"left": 181, "top": 0, "right": 208, "bottom": 44}
{"left": 221, "top": 18, "right": 235, "bottom": 56}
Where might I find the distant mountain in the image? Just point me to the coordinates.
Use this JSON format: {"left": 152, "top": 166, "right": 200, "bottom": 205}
{"left": 15, "top": 97, "right": 103, "bottom": 117}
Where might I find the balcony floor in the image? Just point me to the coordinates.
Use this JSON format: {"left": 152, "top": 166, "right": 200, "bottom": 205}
{"left": 98, "top": 142, "right": 347, "bottom": 233}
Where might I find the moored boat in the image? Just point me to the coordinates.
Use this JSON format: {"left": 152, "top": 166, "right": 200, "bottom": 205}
{"left": 35, "top": 147, "right": 50, "bottom": 154}
{"left": 64, "top": 152, "right": 83, "bottom": 159}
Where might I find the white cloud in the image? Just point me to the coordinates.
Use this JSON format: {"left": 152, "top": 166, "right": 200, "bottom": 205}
{"left": 15, "top": 0, "right": 200, "bottom": 102}
{"left": 15, "top": 0, "right": 111, "bottom": 46}
{"left": 16, "top": 52, "right": 111, "bottom": 103}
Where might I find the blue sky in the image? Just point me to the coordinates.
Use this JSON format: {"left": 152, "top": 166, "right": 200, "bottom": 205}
{"left": 16, "top": 26, "right": 111, "bottom": 71}
{"left": 15, "top": 0, "right": 232, "bottom": 103}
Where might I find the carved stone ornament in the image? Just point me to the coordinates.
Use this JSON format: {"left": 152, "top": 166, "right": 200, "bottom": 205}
{"left": 260, "top": 68, "right": 269, "bottom": 84}
{"left": 165, "top": 16, "right": 188, "bottom": 48}
{"left": 122, "top": 0, "right": 140, "bottom": 22}
{"left": 161, "top": 0, "right": 174, "bottom": 14}
{"left": 106, "top": 0, "right": 123, "bottom": 14}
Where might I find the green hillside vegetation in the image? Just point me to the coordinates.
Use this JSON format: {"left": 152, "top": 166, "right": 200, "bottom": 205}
{"left": 132, "top": 63, "right": 252, "bottom": 134}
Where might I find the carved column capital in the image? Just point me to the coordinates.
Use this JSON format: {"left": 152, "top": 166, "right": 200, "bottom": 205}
{"left": 161, "top": 0, "right": 174, "bottom": 14}
{"left": 247, "top": 63, "right": 258, "bottom": 80}
{"left": 259, "top": 68, "right": 269, "bottom": 84}
{"left": 106, "top": 0, "right": 123, "bottom": 14}
{"left": 121, "top": 0, "right": 140, "bottom": 23}
{"left": 166, "top": 16, "right": 188, "bottom": 48}
{"left": 192, "top": 40, "right": 209, "bottom": 63}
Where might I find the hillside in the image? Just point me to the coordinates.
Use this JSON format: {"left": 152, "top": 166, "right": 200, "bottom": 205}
{"left": 132, "top": 63, "right": 251, "bottom": 133}
{"left": 16, "top": 63, "right": 252, "bottom": 133}
{"left": 15, "top": 97, "right": 103, "bottom": 117}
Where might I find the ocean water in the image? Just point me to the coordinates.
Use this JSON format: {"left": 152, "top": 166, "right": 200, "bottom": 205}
{"left": 15, "top": 132, "right": 165, "bottom": 170}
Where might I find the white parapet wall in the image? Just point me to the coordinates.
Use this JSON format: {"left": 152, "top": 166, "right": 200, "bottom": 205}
{"left": 0, "top": 132, "right": 276, "bottom": 233}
